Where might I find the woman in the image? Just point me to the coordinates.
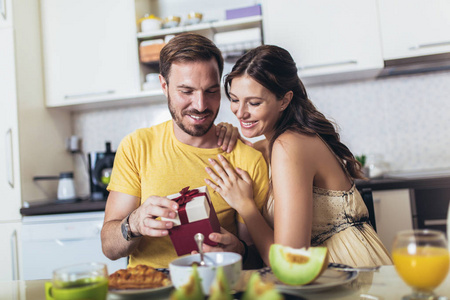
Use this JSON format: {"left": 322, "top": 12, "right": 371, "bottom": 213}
{"left": 205, "top": 45, "right": 392, "bottom": 267}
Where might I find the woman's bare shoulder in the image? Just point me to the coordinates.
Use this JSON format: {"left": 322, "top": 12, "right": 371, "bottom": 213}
{"left": 253, "top": 139, "right": 268, "bottom": 152}
{"left": 273, "top": 131, "right": 320, "bottom": 153}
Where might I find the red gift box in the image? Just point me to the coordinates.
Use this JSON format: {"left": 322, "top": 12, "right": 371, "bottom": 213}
{"left": 162, "top": 186, "right": 220, "bottom": 256}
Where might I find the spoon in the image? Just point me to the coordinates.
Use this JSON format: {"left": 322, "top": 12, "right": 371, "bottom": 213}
{"left": 194, "top": 233, "right": 206, "bottom": 266}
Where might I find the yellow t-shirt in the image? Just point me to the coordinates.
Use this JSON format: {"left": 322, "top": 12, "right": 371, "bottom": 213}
{"left": 108, "top": 120, "right": 269, "bottom": 268}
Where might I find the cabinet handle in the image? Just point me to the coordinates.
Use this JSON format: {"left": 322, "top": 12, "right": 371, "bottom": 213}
{"left": 424, "top": 219, "right": 447, "bottom": 226}
{"left": 5, "top": 128, "right": 14, "bottom": 188}
{"left": 409, "top": 40, "right": 450, "bottom": 50}
{"left": 10, "top": 230, "right": 19, "bottom": 280}
{"left": 1, "top": 0, "right": 6, "bottom": 21}
{"left": 64, "top": 90, "right": 115, "bottom": 99}
{"left": 298, "top": 60, "right": 357, "bottom": 71}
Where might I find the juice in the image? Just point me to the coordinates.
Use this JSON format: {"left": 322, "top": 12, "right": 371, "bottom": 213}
{"left": 392, "top": 246, "right": 450, "bottom": 290}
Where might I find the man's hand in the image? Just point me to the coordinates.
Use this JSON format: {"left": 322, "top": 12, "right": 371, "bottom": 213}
{"left": 130, "top": 196, "right": 179, "bottom": 237}
{"left": 201, "top": 227, "right": 245, "bottom": 256}
{"left": 216, "top": 122, "right": 253, "bottom": 153}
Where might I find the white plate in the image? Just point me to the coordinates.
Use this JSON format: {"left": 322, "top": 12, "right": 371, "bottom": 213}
{"left": 109, "top": 284, "right": 173, "bottom": 297}
{"left": 258, "top": 266, "right": 358, "bottom": 294}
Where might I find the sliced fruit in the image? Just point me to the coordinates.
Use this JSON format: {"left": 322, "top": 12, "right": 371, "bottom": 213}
{"left": 209, "top": 266, "right": 232, "bottom": 300}
{"left": 169, "top": 265, "right": 204, "bottom": 300}
{"left": 269, "top": 244, "right": 328, "bottom": 285}
{"left": 241, "top": 272, "right": 283, "bottom": 300}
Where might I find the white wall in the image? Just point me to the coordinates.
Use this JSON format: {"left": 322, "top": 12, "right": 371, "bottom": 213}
{"left": 72, "top": 70, "right": 450, "bottom": 196}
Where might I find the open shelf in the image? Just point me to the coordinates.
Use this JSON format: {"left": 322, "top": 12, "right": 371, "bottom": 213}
{"left": 137, "top": 15, "right": 263, "bottom": 40}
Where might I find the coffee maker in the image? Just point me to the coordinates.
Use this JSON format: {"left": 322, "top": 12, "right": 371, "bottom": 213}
{"left": 88, "top": 142, "right": 115, "bottom": 201}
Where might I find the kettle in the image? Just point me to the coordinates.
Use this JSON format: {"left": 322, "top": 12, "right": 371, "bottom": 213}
{"left": 33, "top": 171, "right": 77, "bottom": 201}
{"left": 57, "top": 172, "right": 76, "bottom": 200}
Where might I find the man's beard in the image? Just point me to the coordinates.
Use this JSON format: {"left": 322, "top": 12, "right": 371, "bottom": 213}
{"left": 168, "top": 92, "right": 218, "bottom": 137}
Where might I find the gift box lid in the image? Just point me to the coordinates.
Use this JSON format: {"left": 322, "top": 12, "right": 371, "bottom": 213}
{"left": 162, "top": 186, "right": 212, "bottom": 226}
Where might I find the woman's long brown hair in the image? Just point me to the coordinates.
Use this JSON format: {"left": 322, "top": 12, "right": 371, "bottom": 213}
{"left": 224, "top": 45, "right": 364, "bottom": 179}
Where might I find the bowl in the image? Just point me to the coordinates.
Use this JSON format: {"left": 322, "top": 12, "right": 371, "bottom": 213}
{"left": 139, "top": 14, "right": 162, "bottom": 32}
{"left": 169, "top": 252, "right": 242, "bottom": 295}
{"left": 163, "top": 16, "right": 181, "bottom": 28}
{"left": 186, "top": 12, "right": 203, "bottom": 25}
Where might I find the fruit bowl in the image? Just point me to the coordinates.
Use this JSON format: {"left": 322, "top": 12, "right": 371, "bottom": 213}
{"left": 169, "top": 252, "right": 242, "bottom": 295}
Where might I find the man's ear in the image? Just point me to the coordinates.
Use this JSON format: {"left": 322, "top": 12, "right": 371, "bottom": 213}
{"left": 159, "top": 74, "right": 168, "bottom": 97}
{"left": 280, "top": 91, "right": 293, "bottom": 111}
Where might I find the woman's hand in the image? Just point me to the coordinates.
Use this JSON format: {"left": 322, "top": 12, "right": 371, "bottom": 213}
{"left": 205, "top": 154, "right": 255, "bottom": 213}
{"left": 216, "top": 122, "right": 253, "bottom": 153}
{"left": 203, "top": 228, "right": 245, "bottom": 256}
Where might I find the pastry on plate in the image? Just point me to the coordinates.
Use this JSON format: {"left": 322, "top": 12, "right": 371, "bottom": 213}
{"left": 108, "top": 264, "right": 171, "bottom": 290}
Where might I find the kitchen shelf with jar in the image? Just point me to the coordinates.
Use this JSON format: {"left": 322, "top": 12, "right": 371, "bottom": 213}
{"left": 136, "top": 15, "right": 263, "bottom": 40}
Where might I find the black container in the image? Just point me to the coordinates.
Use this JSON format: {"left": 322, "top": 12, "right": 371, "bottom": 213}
{"left": 88, "top": 142, "right": 115, "bottom": 201}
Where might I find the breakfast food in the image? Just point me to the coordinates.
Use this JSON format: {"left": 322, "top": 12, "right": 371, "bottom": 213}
{"left": 269, "top": 244, "right": 328, "bottom": 285}
{"left": 108, "top": 264, "right": 171, "bottom": 290}
{"left": 170, "top": 264, "right": 204, "bottom": 300}
{"left": 241, "top": 272, "right": 283, "bottom": 300}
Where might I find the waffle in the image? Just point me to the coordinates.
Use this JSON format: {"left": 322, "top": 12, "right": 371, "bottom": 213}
{"left": 108, "top": 264, "right": 171, "bottom": 290}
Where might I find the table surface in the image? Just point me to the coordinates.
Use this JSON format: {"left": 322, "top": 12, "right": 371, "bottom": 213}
{"left": 1, "top": 266, "right": 449, "bottom": 300}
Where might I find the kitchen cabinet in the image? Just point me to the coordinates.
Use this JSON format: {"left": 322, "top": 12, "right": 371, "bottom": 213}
{"left": 0, "top": 27, "right": 21, "bottom": 222}
{"left": 378, "top": 0, "right": 450, "bottom": 60}
{"left": 0, "top": 17, "right": 22, "bottom": 284}
{"left": 0, "top": 0, "right": 12, "bottom": 28}
{"left": 0, "top": 222, "right": 21, "bottom": 281}
{"left": 40, "top": 0, "right": 141, "bottom": 108}
{"left": 372, "top": 189, "right": 414, "bottom": 252}
{"left": 3, "top": 0, "right": 73, "bottom": 204}
{"left": 262, "top": 0, "right": 383, "bottom": 85}
{"left": 21, "top": 212, "right": 127, "bottom": 280}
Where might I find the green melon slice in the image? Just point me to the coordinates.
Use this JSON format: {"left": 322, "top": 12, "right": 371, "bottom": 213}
{"left": 209, "top": 266, "right": 233, "bottom": 300}
{"left": 169, "top": 265, "right": 204, "bottom": 300}
{"left": 269, "top": 244, "right": 329, "bottom": 285}
{"left": 241, "top": 272, "right": 284, "bottom": 300}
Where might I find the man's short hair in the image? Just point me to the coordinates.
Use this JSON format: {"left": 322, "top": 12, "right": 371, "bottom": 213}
{"left": 159, "top": 33, "right": 224, "bottom": 84}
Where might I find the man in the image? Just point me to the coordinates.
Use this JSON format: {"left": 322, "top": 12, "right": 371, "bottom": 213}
{"left": 101, "top": 33, "right": 269, "bottom": 268}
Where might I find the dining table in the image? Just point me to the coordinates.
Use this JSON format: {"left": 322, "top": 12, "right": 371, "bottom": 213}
{"left": 1, "top": 265, "right": 449, "bottom": 300}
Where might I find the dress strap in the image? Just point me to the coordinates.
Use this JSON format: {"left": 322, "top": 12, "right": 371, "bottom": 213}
{"left": 315, "top": 133, "right": 354, "bottom": 185}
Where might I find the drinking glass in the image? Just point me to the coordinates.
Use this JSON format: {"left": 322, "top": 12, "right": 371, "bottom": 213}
{"left": 392, "top": 230, "right": 449, "bottom": 300}
{"left": 45, "top": 262, "right": 108, "bottom": 300}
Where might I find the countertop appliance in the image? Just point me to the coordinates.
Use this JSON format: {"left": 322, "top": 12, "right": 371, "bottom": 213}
{"left": 21, "top": 211, "right": 127, "bottom": 280}
{"left": 88, "top": 142, "right": 115, "bottom": 201}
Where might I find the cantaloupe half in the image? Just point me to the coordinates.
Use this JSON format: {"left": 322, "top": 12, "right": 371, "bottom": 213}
{"left": 241, "top": 272, "right": 283, "bottom": 300}
{"left": 269, "top": 244, "right": 329, "bottom": 285}
{"left": 209, "top": 266, "right": 233, "bottom": 300}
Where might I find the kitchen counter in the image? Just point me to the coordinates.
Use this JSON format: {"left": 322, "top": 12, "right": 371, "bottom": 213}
{"left": 19, "top": 170, "right": 450, "bottom": 216}
{"left": 355, "top": 171, "right": 450, "bottom": 191}
{"left": 20, "top": 198, "right": 106, "bottom": 216}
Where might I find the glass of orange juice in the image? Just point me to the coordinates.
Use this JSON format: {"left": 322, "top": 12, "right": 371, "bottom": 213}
{"left": 392, "top": 230, "right": 449, "bottom": 299}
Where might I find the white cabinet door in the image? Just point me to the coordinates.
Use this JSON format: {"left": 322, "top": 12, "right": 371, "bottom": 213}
{"left": 0, "top": 0, "right": 12, "bottom": 29}
{"left": 0, "top": 222, "right": 21, "bottom": 281}
{"left": 378, "top": 0, "right": 450, "bottom": 60}
{"left": 262, "top": 0, "right": 383, "bottom": 84}
{"left": 373, "top": 189, "right": 413, "bottom": 253}
{"left": 40, "top": 0, "right": 140, "bottom": 107}
{"left": 0, "top": 28, "right": 21, "bottom": 222}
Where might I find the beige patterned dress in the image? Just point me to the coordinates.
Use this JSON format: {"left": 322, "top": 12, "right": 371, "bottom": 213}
{"left": 263, "top": 184, "right": 393, "bottom": 267}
